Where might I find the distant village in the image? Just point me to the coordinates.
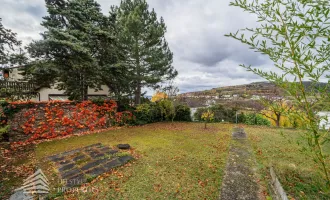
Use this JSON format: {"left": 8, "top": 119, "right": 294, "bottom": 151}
{"left": 178, "top": 82, "right": 284, "bottom": 105}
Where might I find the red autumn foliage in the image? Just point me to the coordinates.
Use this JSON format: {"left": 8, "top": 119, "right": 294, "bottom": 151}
{"left": 6, "top": 100, "right": 133, "bottom": 147}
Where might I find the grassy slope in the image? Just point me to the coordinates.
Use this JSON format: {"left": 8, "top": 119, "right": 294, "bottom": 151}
{"left": 36, "top": 122, "right": 232, "bottom": 199}
{"left": 5, "top": 123, "right": 329, "bottom": 199}
{"left": 246, "top": 126, "right": 330, "bottom": 200}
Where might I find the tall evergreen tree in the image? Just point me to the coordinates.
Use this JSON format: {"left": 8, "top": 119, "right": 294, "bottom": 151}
{"left": 113, "top": 0, "right": 177, "bottom": 105}
{"left": 98, "top": 7, "right": 133, "bottom": 101}
{"left": 28, "top": 0, "right": 114, "bottom": 100}
{"left": 0, "top": 18, "right": 21, "bottom": 65}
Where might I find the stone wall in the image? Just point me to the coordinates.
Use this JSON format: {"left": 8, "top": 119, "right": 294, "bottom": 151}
{"left": 5, "top": 101, "right": 120, "bottom": 143}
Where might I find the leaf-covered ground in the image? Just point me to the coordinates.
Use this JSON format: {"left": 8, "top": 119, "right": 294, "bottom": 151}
{"left": 2, "top": 123, "right": 329, "bottom": 199}
{"left": 36, "top": 122, "right": 232, "bottom": 199}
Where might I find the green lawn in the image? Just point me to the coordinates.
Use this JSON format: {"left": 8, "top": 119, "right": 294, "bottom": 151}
{"left": 246, "top": 126, "right": 330, "bottom": 199}
{"left": 2, "top": 123, "right": 329, "bottom": 199}
{"left": 36, "top": 122, "right": 232, "bottom": 199}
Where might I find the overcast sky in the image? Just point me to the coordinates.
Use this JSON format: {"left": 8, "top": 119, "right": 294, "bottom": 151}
{"left": 0, "top": 0, "right": 273, "bottom": 94}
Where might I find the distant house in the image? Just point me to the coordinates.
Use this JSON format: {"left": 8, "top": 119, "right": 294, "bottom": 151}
{"left": 222, "top": 95, "right": 231, "bottom": 99}
{"left": 251, "top": 95, "right": 260, "bottom": 100}
{"left": 318, "top": 112, "right": 330, "bottom": 130}
{"left": 0, "top": 65, "right": 110, "bottom": 101}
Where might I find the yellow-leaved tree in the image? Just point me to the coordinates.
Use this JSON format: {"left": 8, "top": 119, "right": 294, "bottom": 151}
{"left": 260, "top": 97, "right": 304, "bottom": 128}
{"left": 201, "top": 110, "right": 214, "bottom": 129}
{"left": 151, "top": 91, "right": 168, "bottom": 102}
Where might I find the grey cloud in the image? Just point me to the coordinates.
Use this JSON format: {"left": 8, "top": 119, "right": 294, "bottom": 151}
{"left": 24, "top": 5, "right": 46, "bottom": 18}
{"left": 150, "top": 0, "right": 270, "bottom": 69}
{"left": 1, "top": 0, "right": 274, "bottom": 95}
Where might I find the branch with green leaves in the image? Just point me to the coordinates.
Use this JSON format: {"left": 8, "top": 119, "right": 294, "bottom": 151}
{"left": 226, "top": 0, "right": 330, "bottom": 187}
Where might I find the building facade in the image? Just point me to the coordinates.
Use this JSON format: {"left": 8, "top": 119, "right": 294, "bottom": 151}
{"left": 0, "top": 66, "right": 110, "bottom": 101}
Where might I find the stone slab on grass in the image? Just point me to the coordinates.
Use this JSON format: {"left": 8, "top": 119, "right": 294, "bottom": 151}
{"left": 118, "top": 155, "right": 134, "bottom": 164}
{"left": 62, "top": 168, "right": 81, "bottom": 179}
{"left": 103, "top": 158, "right": 122, "bottom": 170}
{"left": 117, "top": 144, "right": 131, "bottom": 149}
{"left": 73, "top": 155, "right": 86, "bottom": 162}
{"left": 47, "top": 143, "right": 134, "bottom": 187}
{"left": 85, "top": 166, "right": 107, "bottom": 177}
{"left": 81, "top": 160, "right": 103, "bottom": 171}
{"left": 59, "top": 163, "right": 75, "bottom": 172}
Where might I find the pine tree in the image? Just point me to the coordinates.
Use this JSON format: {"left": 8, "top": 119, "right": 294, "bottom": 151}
{"left": 113, "top": 0, "right": 177, "bottom": 105}
{"left": 98, "top": 6, "right": 133, "bottom": 101}
{"left": 28, "top": 0, "right": 113, "bottom": 101}
{"left": 0, "top": 18, "right": 21, "bottom": 65}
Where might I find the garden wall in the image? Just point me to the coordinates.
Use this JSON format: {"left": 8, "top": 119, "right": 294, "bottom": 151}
{"left": 2, "top": 100, "right": 132, "bottom": 143}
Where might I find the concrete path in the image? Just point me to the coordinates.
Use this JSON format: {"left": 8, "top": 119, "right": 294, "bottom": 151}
{"left": 219, "top": 128, "right": 261, "bottom": 200}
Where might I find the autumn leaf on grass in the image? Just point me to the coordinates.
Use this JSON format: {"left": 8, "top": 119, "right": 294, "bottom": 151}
{"left": 198, "top": 179, "right": 208, "bottom": 187}
{"left": 175, "top": 183, "right": 181, "bottom": 193}
{"left": 154, "top": 184, "right": 162, "bottom": 192}
{"left": 257, "top": 149, "right": 262, "bottom": 155}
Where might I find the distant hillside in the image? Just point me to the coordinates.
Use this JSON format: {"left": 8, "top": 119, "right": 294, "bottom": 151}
{"left": 179, "top": 81, "right": 327, "bottom": 98}
{"left": 180, "top": 82, "right": 281, "bottom": 97}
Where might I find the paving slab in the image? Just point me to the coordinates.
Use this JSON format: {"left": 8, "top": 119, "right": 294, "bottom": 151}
{"left": 118, "top": 155, "right": 134, "bottom": 164}
{"left": 66, "top": 173, "right": 86, "bottom": 187}
{"left": 81, "top": 161, "right": 101, "bottom": 171}
{"left": 59, "top": 163, "right": 75, "bottom": 172}
{"left": 46, "top": 143, "right": 133, "bottom": 188}
{"left": 61, "top": 168, "right": 80, "bottom": 179}
{"left": 73, "top": 155, "right": 86, "bottom": 162}
{"left": 105, "top": 150, "right": 118, "bottom": 155}
{"left": 103, "top": 158, "right": 122, "bottom": 170}
{"left": 85, "top": 166, "right": 106, "bottom": 177}
{"left": 59, "top": 159, "right": 72, "bottom": 166}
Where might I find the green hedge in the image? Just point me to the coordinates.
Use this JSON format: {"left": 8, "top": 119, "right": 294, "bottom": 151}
{"left": 134, "top": 103, "right": 162, "bottom": 125}
{"left": 240, "top": 113, "right": 270, "bottom": 126}
{"left": 174, "top": 104, "right": 192, "bottom": 121}
{"left": 133, "top": 100, "right": 191, "bottom": 125}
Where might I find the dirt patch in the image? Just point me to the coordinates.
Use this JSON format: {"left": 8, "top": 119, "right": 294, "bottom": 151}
{"left": 0, "top": 143, "right": 36, "bottom": 199}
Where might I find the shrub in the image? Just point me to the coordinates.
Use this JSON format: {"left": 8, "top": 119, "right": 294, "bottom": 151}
{"left": 194, "top": 107, "right": 207, "bottom": 121}
{"left": 174, "top": 104, "right": 192, "bottom": 121}
{"left": 194, "top": 104, "right": 236, "bottom": 122}
{"left": 135, "top": 102, "right": 192, "bottom": 124}
{"left": 237, "top": 112, "right": 246, "bottom": 123}
{"left": 243, "top": 113, "right": 270, "bottom": 126}
{"left": 157, "top": 99, "right": 175, "bottom": 122}
{"left": 135, "top": 103, "right": 162, "bottom": 125}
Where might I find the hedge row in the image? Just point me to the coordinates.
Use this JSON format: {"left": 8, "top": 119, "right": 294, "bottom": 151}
{"left": 194, "top": 104, "right": 270, "bottom": 126}
{"left": 133, "top": 100, "right": 192, "bottom": 125}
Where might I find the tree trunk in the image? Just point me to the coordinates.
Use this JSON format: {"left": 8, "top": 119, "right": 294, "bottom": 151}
{"left": 275, "top": 114, "right": 281, "bottom": 127}
{"left": 134, "top": 82, "right": 141, "bottom": 105}
{"left": 83, "top": 84, "right": 88, "bottom": 101}
{"left": 134, "top": 35, "right": 141, "bottom": 105}
{"left": 81, "top": 73, "right": 88, "bottom": 101}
